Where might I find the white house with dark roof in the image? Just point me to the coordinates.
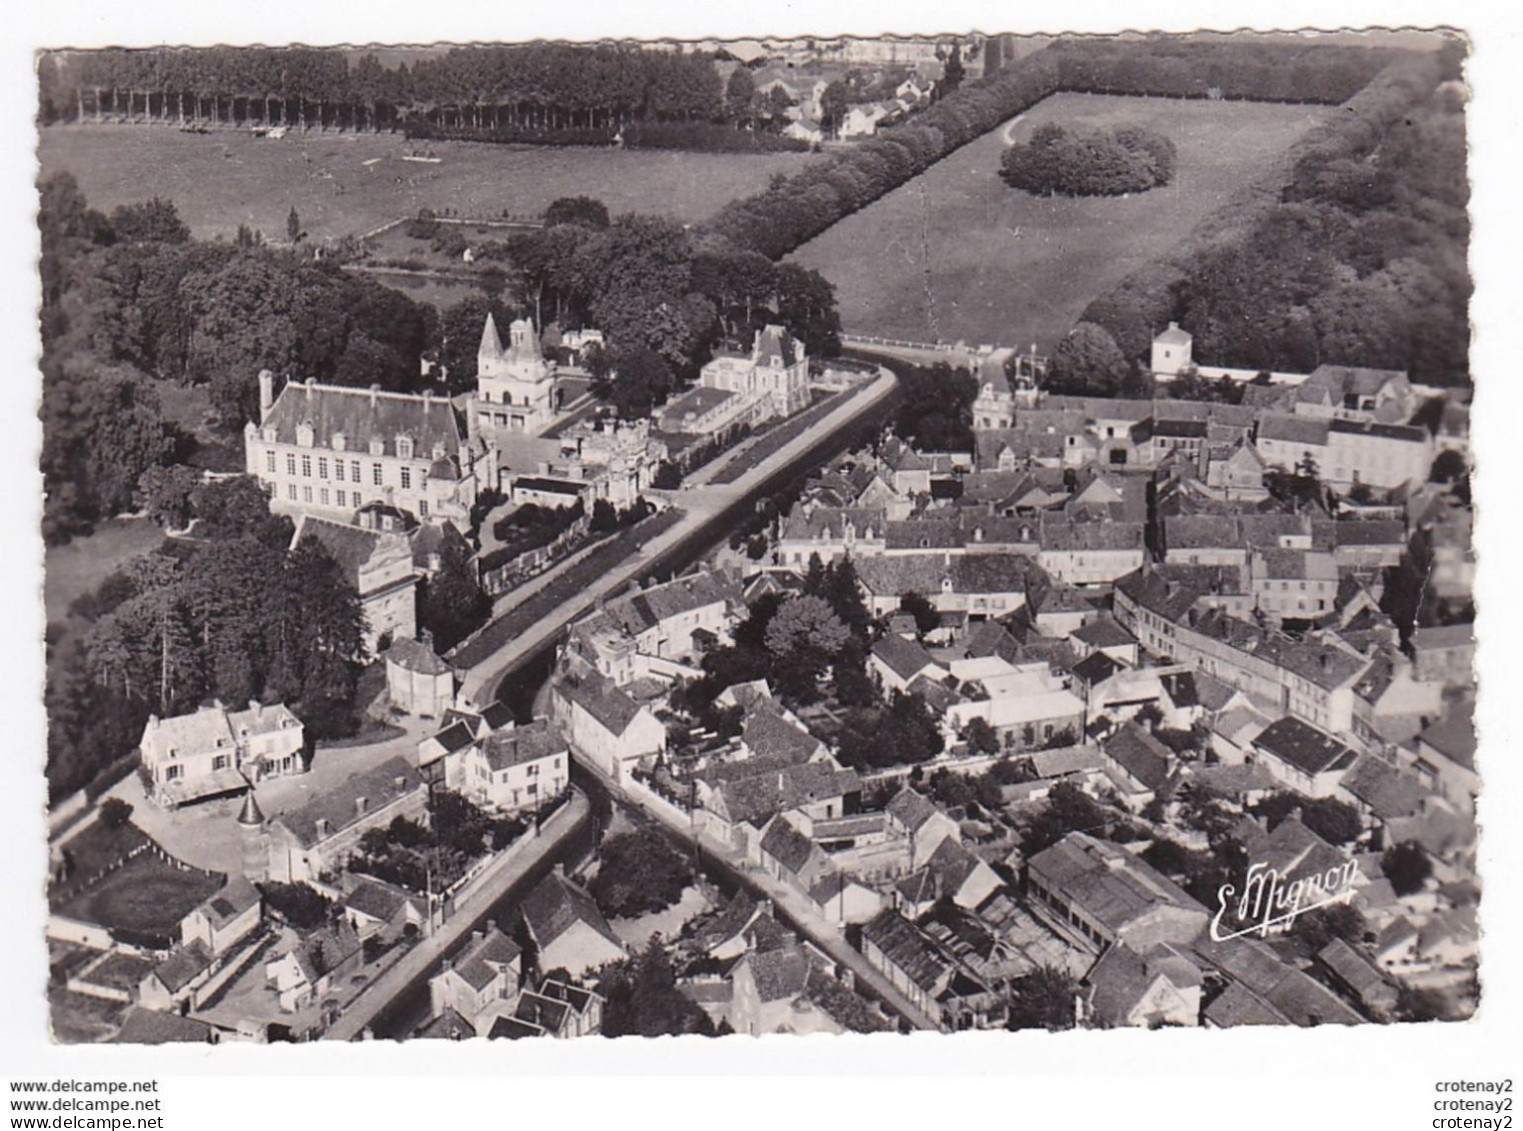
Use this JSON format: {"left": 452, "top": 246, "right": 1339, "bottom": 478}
{"left": 246, "top": 372, "right": 492, "bottom": 531}
{"left": 444, "top": 719, "right": 570, "bottom": 814}
{"left": 139, "top": 700, "right": 304, "bottom": 808}
{"left": 520, "top": 866, "right": 626, "bottom": 978}
{"left": 549, "top": 669, "right": 666, "bottom": 783}
{"left": 1248, "top": 716, "right": 1359, "bottom": 798}
{"left": 384, "top": 634, "right": 457, "bottom": 718}
{"left": 179, "top": 875, "right": 262, "bottom": 957}
{"left": 868, "top": 633, "right": 946, "bottom": 693}
{"left": 428, "top": 924, "right": 522, "bottom": 1030}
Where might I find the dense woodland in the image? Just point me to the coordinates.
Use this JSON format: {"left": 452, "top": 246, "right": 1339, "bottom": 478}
{"left": 1080, "top": 50, "right": 1470, "bottom": 385}
{"left": 38, "top": 174, "right": 841, "bottom": 541}
{"left": 1000, "top": 123, "right": 1176, "bottom": 197}
{"left": 45, "top": 478, "right": 366, "bottom": 802}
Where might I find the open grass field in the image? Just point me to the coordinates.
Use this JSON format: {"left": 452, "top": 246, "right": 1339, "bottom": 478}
{"left": 791, "top": 93, "right": 1332, "bottom": 352}
{"left": 44, "top": 517, "right": 165, "bottom": 627}
{"left": 39, "top": 126, "right": 816, "bottom": 242}
{"left": 54, "top": 854, "right": 222, "bottom": 935}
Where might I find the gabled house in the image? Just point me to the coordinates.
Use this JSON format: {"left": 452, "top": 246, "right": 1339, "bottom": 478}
{"left": 885, "top": 787, "right": 962, "bottom": 870}
{"left": 1101, "top": 724, "right": 1174, "bottom": 810}
{"left": 140, "top": 700, "right": 305, "bottom": 808}
{"left": 1316, "top": 938, "right": 1398, "bottom": 1019}
{"left": 868, "top": 633, "right": 947, "bottom": 692}
{"left": 343, "top": 876, "right": 427, "bottom": 942}
{"left": 291, "top": 515, "right": 419, "bottom": 655}
{"left": 179, "top": 875, "right": 262, "bottom": 957}
{"left": 550, "top": 668, "right": 667, "bottom": 784}
{"left": 264, "top": 921, "right": 363, "bottom": 1013}
{"left": 428, "top": 925, "right": 522, "bottom": 1030}
{"left": 1081, "top": 942, "right": 1203, "bottom": 1029}
{"left": 1248, "top": 717, "right": 1358, "bottom": 799}
{"left": 519, "top": 867, "right": 626, "bottom": 978}
{"left": 445, "top": 719, "right": 570, "bottom": 814}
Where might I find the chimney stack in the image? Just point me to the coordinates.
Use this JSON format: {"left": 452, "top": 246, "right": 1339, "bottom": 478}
{"left": 258, "top": 370, "right": 275, "bottom": 421}
{"left": 370, "top": 383, "right": 380, "bottom": 408}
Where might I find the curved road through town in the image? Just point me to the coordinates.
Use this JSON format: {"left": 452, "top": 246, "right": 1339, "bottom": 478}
{"left": 455, "top": 366, "right": 900, "bottom": 707}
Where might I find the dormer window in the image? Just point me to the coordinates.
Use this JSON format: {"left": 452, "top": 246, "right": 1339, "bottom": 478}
{"left": 370, "top": 438, "right": 385, "bottom": 456}
{"left": 262, "top": 428, "right": 277, "bottom": 444}
{"left": 433, "top": 442, "right": 447, "bottom": 460}
{"left": 397, "top": 436, "right": 414, "bottom": 460}
{"left": 296, "top": 423, "right": 315, "bottom": 448}
{"left": 332, "top": 432, "right": 346, "bottom": 452}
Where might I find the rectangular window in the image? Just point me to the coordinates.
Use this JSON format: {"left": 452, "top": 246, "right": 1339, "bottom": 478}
{"left": 320, "top": 489, "right": 330, "bottom": 506}
{"left": 287, "top": 484, "right": 297, "bottom": 501}
{"left": 336, "top": 489, "right": 346, "bottom": 508}
{"left": 301, "top": 455, "right": 312, "bottom": 478}
{"left": 373, "top": 463, "right": 383, "bottom": 486}
{"left": 213, "top": 755, "right": 229, "bottom": 772}
{"left": 335, "top": 461, "right": 345, "bottom": 482}
{"left": 418, "top": 499, "right": 428, "bottom": 517}
{"left": 400, "top": 468, "right": 412, "bottom": 491}
{"left": 303, "top": 486, "right": 312, "bottom": 503}
{"left": 526, "top": 764, "right": 539, "bottom": 777}
{"left": 351, "top": 460, "right": 361, "bottom": 482}
{"left": 266, "top": 451, "right": 276, "bottom": 473}
{"left": 286, "top": 453, "right": 297, "bottom": 476}
{"left": 318, "top": 458, "right": 328, "bottom": 479}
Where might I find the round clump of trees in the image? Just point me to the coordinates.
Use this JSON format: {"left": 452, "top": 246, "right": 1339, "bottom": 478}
{"left": 1000, "top": 123, "right": 1178, "bottom": 197}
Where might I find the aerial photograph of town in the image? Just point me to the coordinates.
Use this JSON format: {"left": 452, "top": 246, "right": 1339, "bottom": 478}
{"left": 35, "top": 28, "right": 1476, "bottom": 1046}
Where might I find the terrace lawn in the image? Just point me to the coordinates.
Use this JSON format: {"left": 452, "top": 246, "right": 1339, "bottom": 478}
{"left": 54, "top": 853, "right": 222, "bottom": 937}
{"left": 38, "top": 126, "right": 816, "bottom": 242}
{"left": 791, "top": 93, "right": 1332, "bottom": 353}
{"left": 44, "top": 517, "right": 165, "bottom": 627}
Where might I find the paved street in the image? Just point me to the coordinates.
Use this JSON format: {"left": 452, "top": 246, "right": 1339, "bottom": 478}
{"left": 323, "top": 787, "right": 590, "bottom": 1041}
{"left": 457, "top": 368, "right": 897, "bottom": 705}
{"left": 571, "top": 751, "right": 943, "bottom": 1033}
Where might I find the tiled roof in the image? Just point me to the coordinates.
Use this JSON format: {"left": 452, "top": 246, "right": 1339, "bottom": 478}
{"left": 520, "top": 871, "right": 622, "bottom": 952}
{"left": 886, "top": 786, "right": 942, "bottom": 833}
{"left": 1039, "top": 519, "right": 1145, "bottom": 553}
{"left": 925, "top": 836, "right": 989, "bottom": 899}
{"left": 1203, "top": 982, "right": 1289, "bottom": 1027}
{"left": 871, "top": 633, "right": 941, "bottom": 682}
{"left": 555, "top": 670, "right": 644, "bottom": 736}
{"left": 1071, "top": 616, "right": 1135, "bottom": 649}
{"left": 1333, "top": 520, "right": 1406, "bottom": 547}
{"left": 453, "top": 927, "right": 522, "bottom": 991}
{"left": 1411, "top": 622, "right": 1474, "bottom": 650}
{"left": 275, "top": 757, "right": 424, "bottom": 849}
{"left": 712, "top": 761, "right": 861, "bottom": 828}
{"left": 741, "top": 706, "right": 822, "bottom": 764}
{"left": 262, "top": 380, "right": 465, "bottom": 458}
{"left": 293, "top": 517, "right": 400, "bottom": 591}
{"left": 115, "top": 1008, "right": 216, "bottom": 1045}
{"left": 1257, "top": 412, "right": 1329, "bottom": 447}
{"left": 1251, "top": 717, "right": 1358, "bottom": 778}
{"left": 345, "top": 877, "right": 422, "bottom": 923}
{"left": 1103, "top": 725, "right": 1173, "bottom": 792}
{"left": 201, "top": 875, "right": 261, "bottom": 925}
{"left": 1419, "top": 705, "right": 1477, "bottom": 771}
{"left": 1339, "top": 754, "right": 1427, "bottom": 822}
{"left": 150, "top": 940, "right": 215, "bottom": 993}
{"left": 481, "top": 719, "right": 566, "bottom": 772}
{"left": 743, "top": 943, "right": 812, "bottom": 1003}
{"left": 759, "top": 818, "right": 820, "bottom": 876}
{"left": 386, "top": 635, "right": 454, "bottom": 676}
{"left": 1071, "top": 651, "right": 1123, "bottom": 688}
{"left": 861, "top": 909, "right": 952, "bottom": 993}
{"left": 1028, "top": 833, "right": 1205, "bottom": 935}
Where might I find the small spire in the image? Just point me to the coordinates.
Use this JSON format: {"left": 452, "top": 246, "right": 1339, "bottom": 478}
{"left": 237, "top": 790, "right": 265, "bottom": 827}
{"left": 479, "top": 312, "right": 504, "bottom": 359}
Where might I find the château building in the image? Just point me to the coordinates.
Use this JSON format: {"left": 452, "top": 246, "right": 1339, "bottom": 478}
{"left": 472, "top": 313, "right": 560, "bottom": 438}
{"left": 245, "top": 372, "right": 492, "bottom": 532}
